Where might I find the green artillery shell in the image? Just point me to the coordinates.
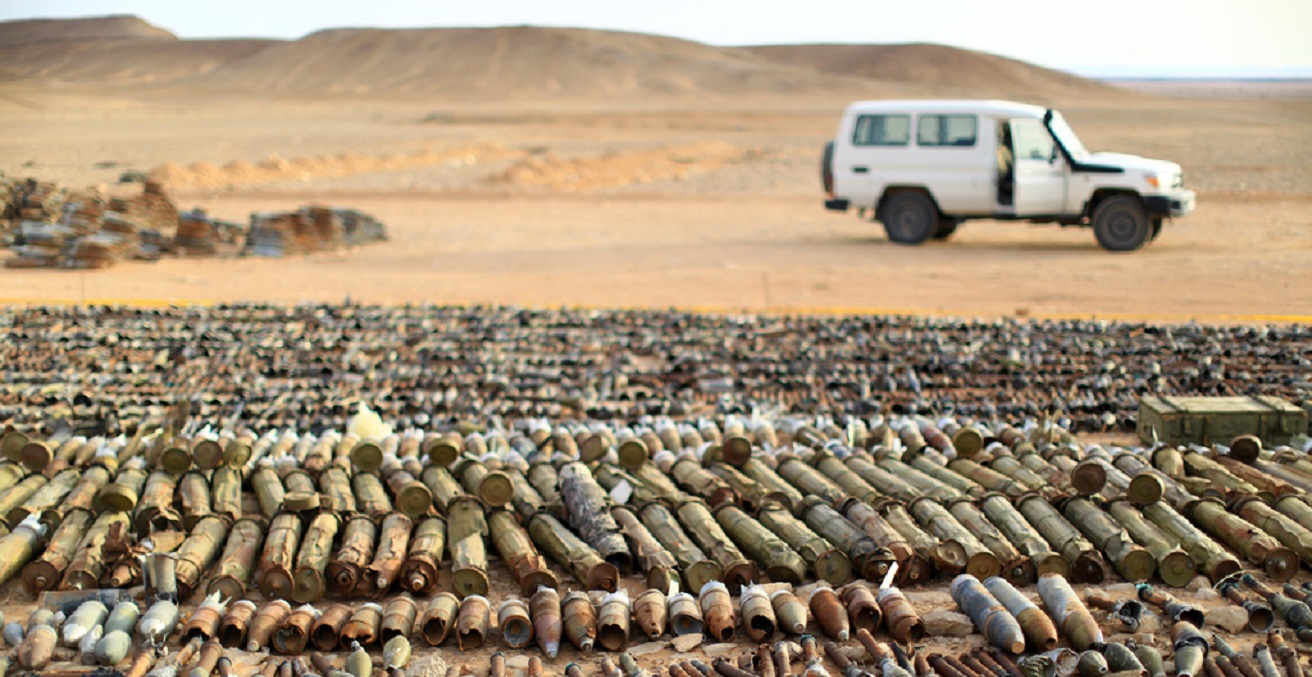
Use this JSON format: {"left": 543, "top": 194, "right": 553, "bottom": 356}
{"left": 311, "top": 603, "right": 351, "bottom": 651}
{"left": 948, "top": 458, "right": 1025, "bottom": 499}
{"left": 1181, "top": 452, "right": 1262, "bottom": 496}
{"left": 364, "top": 511, "right": 413, "bottom": 593}
{"left": 559, "top": 461, "right": 632, "bottom": 573}
{"left": 420, "top": 466, "right": 465, "bottom": 513}
{"left": 775, "top": 456, "right": 850, "bottom": 508}
{"left": 792, "top": 495, "right": 890, "bottom": 581}
{"left": 638, "top": 501, "right": 720, "bottom": 593}
{"left": 399, "top": 515, "right": 447, "bottom": 595}
{"left": 877, "top": 457, "right": 963, "bottom": 502}
{"left": 630, "top": 462, "right": 687, "bottom": 505}
{"left": 980, "top": 494, "right": 1069, "bottom": 578}
{"left": 318, "top": 466, "right": 357, "bottom": 514}
{"left": 1142, "top": 501, "right": 1241, "bottom": 582}
{"left": 383, "top": 635, "right": 411, "bottom": 671}
{"left": 95, "top": 628, "right": 134, "bottom": 666}
{"left": 909, "top": 455, "right": 985, "bottom": 497}
{"left": 425, "top": 431, "right": 463, "bottom": 467}
{"left": 739, "top": 458, "right": 805, "bottom": 511}
{"left": 0, "top": 515, "right": 47, "bottom": 588}
{"left": 608, "top": 504, "right": 679, "bottom": 590}
{"left": 766, "top": 590, "right": 804, "bottom": 636}
{"left": 206, "top": 518, "right": 265, "bottom": 602}
{"left": 983, "top": 455, "right": 1052, "bottom": 496}
{"left": 910, "top": 497, "right": 1001, "bottom": 580}
{"left": 501, "top": 467, "right": 546, "bottom": 521}
{"left": 526, "top": 462, "right": 560, "bottom": 505}
{"left": 1017, "top": 494, "right": 1108, "bottom": 584}
{"left": 671, "top": 457, "right": 739, "bottom": 506}
{"left": 709, "top": 463, "right": 784, "bottom": 510}
{"left": 455, "top": 595, "right": 490, "bottom": 650}
{"left": 257, "top": 512, "right": 304, "bottom": 599}
{"left": 1077, "top": 651, "right": 1108, "bottom": 677}
{"left": 63, "top": 599, "right": 108, "bottom": 647}
{"left": 757, "top": 502, "right": 851, "bottom": 586}
{"left": 137, "top": 598, "right": 180, "bottom": 645}
{"left": 384, "top": 466, "right": 433, "bottom": 519}
{"left": 949, "top": 498, "right": 1032, "bottom": 585}
{"left": 456, "top": 457, "right": 514, "bottom": 509}
{"left": 714, "top": 503, "right": 808, "bottom": 585}
{"left": 1170, "top": 622, "right": 1205, "bottom": 677}
{"left": 487, "top": 509, "right": 557, "bottom": 595}
{"left": 419, "top": 592, "right": 459, "bottom": 647}
{"left": 843, "top": 455, "right": 919, "bottom": 503}
{"left": 1188, "top": 497, "right": 1298, "bottom": 581}
{"left": 292, "top": 512, "right": 341, "bottom": 603}
{"left": 351, "top": 472, "right": 392, "bottom": 520}
{"left": 350, "top": 437, "right": 384, "bottom": 473}
{"left": 250, "top": 466, "right": 286, "bottom": 521}
{"left": 951, "top": 574, "right": 1025, "bottom": 654}
{"left": 62, "top": 511, "right": 130, "bottom": 590}
{"left": 1105, "top": 500, "right": 1196, "bottom": 587}
{"left": 209, "top": 466, "right": 242, "bottom": 524}
{"left": 445, "top": 497, "right": 489, "bottom": 597}
{"left": 528, "top": 510, "right": 619, "bottom": 591}
{"left": 0, "top": 474, "right": 49, "bottom": 527}
{"left": 812, "top": 453, "right": 884, "bottom": 505}
{"left": 1230, "top": 495, "right": 1312, "bottom": 568}
{"left": 327, "top": 515, "right": 377, "bottom": 596}
{"left": 174, "top": 515, "right": 229, "bottom": 599}
{"left": 95, "top": 461, "right": 147, "bottom": 513}
{"left": 841, "top": 498, "right": 930, "bottom": 584}
{"left": 1133, "top": 642, "right": 1165, "bottom": 677}
{"left": 22, "top": 507, "right": 91, "bottom": 594}
{"left": 1037, "top": 573, "right": 1103, "bottom": 651}
{"left": 63, "top": 465, "right": 111, "bottom": 514}
{"left": 178, "top": 471, "right": 213, "bottom": 530}
{"left": 224, "top": 430, "right": 257, "bottom": 469}
{"left": 9, "top": 467, "right": 78, "bottom": 528}
{"left": 675, "top": 498, "right": 758, "bottom": 592}
{"left": 1061, "top": 496, "right": 1156, "bottom": 583}
{"left": 879, "top": 499, "right": 968, "bottom": 575}
{"left": 983, "top": 575, "right": 1057, "bottom": 652}
{"left": 875, "top": 587, "right": 924, "bottom": 643}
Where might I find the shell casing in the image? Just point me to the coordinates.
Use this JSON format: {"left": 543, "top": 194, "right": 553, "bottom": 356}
{"left": 1037, "top": 573, "right": 1102, "bottom": 651}
{"left": 597, "top": 590, "right": 632, "bottom": 652}
{"left": 399, "top": 515, "right": 447, "bottom": 595}
{"left": 310, "top": 603, "right": 352, "bottom": 652}
{"left": 562, "top": 590, "right": 598, "bottom": 652}
{"left": 207, "top": 518, "right": 265, "bottom": 602}
{"left": 875, "top": 587, "right": 924, "bottom": 643}
{"left": 498, "top": 597, "right": 533, "bottom": 649}
{"left": 380, "top": 594, "right": 418, "bottom": 644}
{"left": 419, "top": 592, "right": 459, "bottom": 647}
{"left": 363, "top": 511, "right": 413, "bottom": 593}
{"left": 340, "top": 603, "right": 383, "bottom": 648}
{"left": 327, "top": 515, "right": 377, "bottom": 596}
{"left": 668, "top": 592, "right": 704, "bottom": 637}
{"left": 528, "top": 511, "right": 619, "bottom": 592}
{"left": 246, "top": 600, "right": 292, "bottom": 651}
{"left": 982, "top": 575, "right": 1057, "bottom": 652}
{"left": 808, "top": 587, "right": 849, "bottom": 642}
{"left": 701, "top": 582, "right": 737, "bottom": 643}
{"left": 456, "top": 595, "right": 491, "bottom": 650}
{"left": 530, "top": 586, "right": 563, "bottom": 657}
{"left": 740, "top": 584, "right": 777, "bottom": 642}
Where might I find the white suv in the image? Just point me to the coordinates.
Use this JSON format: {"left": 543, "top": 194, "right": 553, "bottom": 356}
{"left": 821, "top": 100, "right": 1196, "bottom": 251}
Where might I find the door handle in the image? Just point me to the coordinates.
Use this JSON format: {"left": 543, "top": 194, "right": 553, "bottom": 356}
{"left": 852, "top": 166, "right": 868, "bottom": 174}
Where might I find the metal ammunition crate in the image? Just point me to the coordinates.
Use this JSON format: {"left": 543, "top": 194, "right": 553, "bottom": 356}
{"left": 1138, "top": 395, "right": 1308, "bottom": 446}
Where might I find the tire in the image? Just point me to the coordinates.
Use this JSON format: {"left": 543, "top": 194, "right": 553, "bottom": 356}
{"left": 932, "top": 219, "right": 959, "bottom": 240}
{"left": 1092, "top": 195, "right": 1152, "bottom": 252}
{"left": 1150, "top": 217, "right": 1164, "bottom": 242}
{"left": 880, "top": 192, "right": 937, "bottom": 244}
{"left": 820, "top": 142, "right": 835, "bottom": 194}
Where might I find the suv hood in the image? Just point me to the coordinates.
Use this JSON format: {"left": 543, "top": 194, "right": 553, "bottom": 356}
{"left": 1084, "top": 152, "right": 1181, "bottom": 175}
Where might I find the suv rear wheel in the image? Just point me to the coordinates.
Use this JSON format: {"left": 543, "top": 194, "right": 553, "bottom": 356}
{"left": 933, "top": 219, "right": 959, "bottom": 240}
{"left": 1092, "top": 195, "right": 1152, "bottom": 251}
{"left": 880, "top": 192, "right": 937, "bottom": 244}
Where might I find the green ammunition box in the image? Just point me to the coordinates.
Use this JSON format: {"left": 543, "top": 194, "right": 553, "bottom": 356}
{"left": 1137, "top": 396, "right": 1307, "bottom": 447}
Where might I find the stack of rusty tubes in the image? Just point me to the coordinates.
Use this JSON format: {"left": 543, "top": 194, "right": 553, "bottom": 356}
{"left": 0, "top": 401, "right": 1312, "bottom": 677}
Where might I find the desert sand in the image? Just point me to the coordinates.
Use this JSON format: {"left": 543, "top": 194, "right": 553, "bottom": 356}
{"left": 1, "top": 16, "right": 1310, "bottom": 321}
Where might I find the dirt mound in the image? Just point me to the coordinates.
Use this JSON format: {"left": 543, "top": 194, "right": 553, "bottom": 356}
{"left": 745, "top": 43, "right": 1128, "bottom": 101}
{"left": 0, "top": 15, "right": 175, "bottom": 46}
{"left": 489, "top": 142, "right": 746, "bottom": 192}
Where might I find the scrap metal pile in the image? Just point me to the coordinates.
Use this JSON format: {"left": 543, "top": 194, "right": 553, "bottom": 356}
{"left": 0, "top": 304, "right": 1310, "bottom": 677}
{"left": 245, "top": 206, "right": 388, "bottom": 258}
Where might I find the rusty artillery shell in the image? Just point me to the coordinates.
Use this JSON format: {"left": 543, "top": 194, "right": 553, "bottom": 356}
{"left": 911, "top": 497, "right": 1002, "bottom": 580}
{"left": 796, "top": 495, "right": 892, "bottom": 581}
{"left": 441, "top": 496, "right": 488, "bottom": 597}
{"left": 879, "top": 499, "right": 969, "bottom": 575}
{"left": 257, "top": 512, "right": 304, "bottom": 599}
{"left": 633, "top": 588, "right": 667, "bottom": 641}
{"left": 1141, "top": 502, "right": 1241, "bottom": 583}
{"left": 674, "top": 497, "right": 759, "bottom": 591}
{"left": 208, "top": 465, "right": 242, "bottom": 524}
{"left": 714, "top": 502, "right": 808, "bottom": 585}
{"left": 363, "top": 511, "right": 413, "bottom": 593}
{"left": 22, "top": 506, "right": 91, "bottom": 594}
{"left": 562, "top": 590, "right": 598, "bottom": 651}
{"left": 740, "top": 584, "right": 777, "bottom": 642}
{"left": 340, "top": 602, "right": 383, "bottom": 648}
{"left": 531, "top": 587, "right": 563, "bottom": 657}
{"left": 951, "top": 574, "right": 1025, "bottom": 654}
{"left": 559, "top": 461, "right": 632, "bottom": 573}
{"left": 172, "top": 515, "right": 228, "bottom": 599}
{"left": 639, "top": 501, "right": 721, "bottom": 594}
{"left": 841, "top": 498, "right": 930, "bottom": 585}
{"left": 1060, "top": 497, "right": 1156, "bottom": 583}
{"left": 1037, "top": 573, "right": 1102, "bottom": 651}
{"left": 247, "top": 600, "right": 292, "bottom": 651}
{"left": 18, "top": 623, "right": 57, "bottom": 670}
{"left": 486, "top": 509, "right": 557, "bottom": 595}
{"left": 1217, "top": 583, "right": 1274, "bottom": 632}
{"left": 528, "top": 510, "right": 619, "bottom": 591}
{"left": 1017, "top": 494, "right": 1108, "bottom": 584}
{"left": 178, "top": 471, "right": 213, "bottom": 529}
{"left": 397, "top": 515, "right": 446, "bottom": 595}
{"left": 273, "top": 604, "right": 319, "bottom": 654}
{"left": 597, "top": 590, "right": 632, "bottom": 652}
{"left": 1242, "top": 573, "right": 1312, "bottom": 629}
{"left": 874, "top": 586, "right": 923, "bottom": 643}
{"left": 612, "top": 504, "right": 681, "bottom": 592}
{"left": 701, "top": 581, "right": 737, "bottom": 642}
{"left": 982, "top": 576, "right": 1057, "bottom": 652}
{"left": 379, "top": 594, "right": 418, "bottom": 645}
{"left": 980, "top": 493, "right": 1068, "bottom": 579}
{"left": 326, "top": 515, "right": 376, "bottom": 596}
{"left": 217, "top": 600, "right": 256, "bottom": 648}
{"left": 188, "top": 639, "right": 223, "bottom": 677}
{"left": 455, "top": 456, "right": 514, "bottom": 508}
{"left": 311, "top": 604, "right": 351, "bottom": 652}
{"left": 206, "top": 518, "right": 264, "bottom": 601}
{"left": 804, "top": 586, "right": 846, "bottom": 642}
{"left": 182, "top": 597, "right": 226, "bottom": 642}
{"left": 1229, "top": 495, "right": 1312, "bottom": 568}
{"left": 672, "top": 456, "right": 739, "bottom": 506}
{"left": 663, "top": 591, "right": 702, "bottom": 638}
{"left": 1188, "top": 498, "right": 1298, "bottom": 581}
{"left": 455, "top": 595, "right": 490, "bottom": 650}
{"left": 352, "top": 471, "right": 393, "bottom": 519}
{"left": 419, "top": 592, "right": 459, "bottom": 647}
{"left": 497, "top": 597, "right": 533, "bottom": 649}
{"left": 838, "top": 583, "right": 881, "bottom": 636}
{"left": 950, "top": 498, "right": 1033, "bottom": 585}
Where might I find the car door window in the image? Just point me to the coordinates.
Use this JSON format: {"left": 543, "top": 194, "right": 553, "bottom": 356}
{"left": 1010, "top": 119, "right": 1058, "bottom": 161}
{"left": 917, "top": 114, "right": 977, "bottom": 147}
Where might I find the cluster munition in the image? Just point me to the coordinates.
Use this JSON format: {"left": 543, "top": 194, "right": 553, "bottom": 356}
{"left": 0, "top": 304, "right": 1311, "bottom": 675}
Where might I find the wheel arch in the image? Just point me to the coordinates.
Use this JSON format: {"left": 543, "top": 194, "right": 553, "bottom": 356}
{"left": 876, "top": 186, "right": 942, "bottom": 222}
{"left": 1083, "top": 188, "right": 1143, "bottom": 220}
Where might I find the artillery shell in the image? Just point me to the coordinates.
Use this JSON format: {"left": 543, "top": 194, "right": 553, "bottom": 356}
{"left": 257, "top": 512, "right": 304, "bottom": 599}
{"left": 738, "top": 584, "right": 775, "bottom": 642}
{"left": 700, "top": 580, "right": 737, "bottom": 642}
{"left": 983, "top": 576, "right": 1057, "bottom": 652}
{"left": 292, "top": 512, "right": 341, "bottom": 603}
{"left": 446, "top": 497, "right": 489, "bottom": 597}
{"left": 400, "top": 515, "right": 447, "bottom": 595}
{"left": 838, "top": 583, "right": 882, "bottom": 636}
{"left": 188, "top": 639, "right": 223, "bottom": 677}
{"left": 310, "top": 604, "right": 351, "bottom": 652}
{"left": 531, "top": 586, "right": 563, "bottom": 657}
{"left": 79, "top": 623, "right": 102, "bottom": 666}
{"left": 1077, "top": 651, "right": 1109, "bottom": 677}
{"left": 563, "top": 590, "right": 598, "bottom": 651}
{"left": 633, "top": 588, "right": 667, "bottom": 641}
{"left": 951, "top": 574, "right": 1025, "bottom": 654}
{"left": 528, "top": 511, "right": 619, "bottom": 591}
{"left": 808, "top": 586, "right": 848, "bottom": 642}
{"left": 612, "top": 504, "right": 682, "bottom": 592}
{"left": 327, "top": 515, "right": 377, "bottom": 596}
{"left": 340, "top": 603, "right": 383, "bottom": 648}
{"left": 1137, "top": 585, "right": 1205, "bottom": 628}
{"left": 487, "top": 509, "right": 557, "bottom": 595}
{"left": 499, "top": 597, "right": 533, "bottom": 649}
{"left": 246, "top": 600, "right": 292, "bottom": 651}
{"left": 1037, "top": 573, "right": 1102, "bottom": 651}
{"left": 207, "top": 518, "right": 265, "bottom": 602}
{"left": 1017, "top": 494, "right": 1108, "bottom": 584}
{"left": 770, "top": 590, "right": 808, "bottom": 636}
{"left": 456, "top": 457, "right": 514, "bottom": 508}
{"left": 639, "top": 501, "right": 721, "bottom": 593}
{"left": 758, "top": 502, "right": 852, "bottom": 586}
{"left": 18, "top": 623, "right": 57, "bottom": 671}
{"left": 663, "top": 591, "right": 701, "bottom": 638}
{"left": 22, "top": 507, "right": 92, "bottom": 594}
{"left": 272, "top": 605, "right": 319, "bottom": 655}
{"left": 182, "top": 599, "right": 226, "bottom": 642}
{"left": 420, "top": 592, "right": 459, "bottom": 647}
{"left": 136, "top": 598, "right": 180, "bottom": 646}
{"left": 875, "top": 587, "right": 923, "bottom": 643}
{"left": 2, "top": 621, "right": 21, "bottom": 647}
{"left": 559, "top": 461, "right": 633, "bottom": 573}
{"left": 456, "top": 595, "right": 491, "bottom": 650}
{"left": 62, "top": 599, "right": 108, "bottom": 648}
{"left": 346, "top": 641, "right": 372, "bottom": 677}
{"left": 1132, "top": 643, "right": 1165, "bottom": 677}
{"left": 217, "top": 600, "right": 256, "bottom": 649}
{"left": 0, "top": 514, "right": 48, "bottom": 588}
{"left": 174, "top": 515, "right": 229, "bottom": 599}
{"left": 381, "top": 594, "right": 418, "bottom": 644}
{"left": 598, "top": 589, "right": 632, "bottom": 652}
{"left": 1102, "top": 642, "right": 1147, "bottom": 676}
{"left": 383, "top": 635, "right": 411, "bottom": 671}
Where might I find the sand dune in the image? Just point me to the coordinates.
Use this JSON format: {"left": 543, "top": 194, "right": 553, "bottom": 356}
{"left": 0, "top": 16, "right": 1126, "bottom": 101}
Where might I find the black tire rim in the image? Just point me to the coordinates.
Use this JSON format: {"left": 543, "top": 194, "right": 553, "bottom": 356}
{"left": 1105, "top": 207, "right": 1141, "bottom": 245}
{"left": 889, "top": 203, "right": 929, "bottom": 240}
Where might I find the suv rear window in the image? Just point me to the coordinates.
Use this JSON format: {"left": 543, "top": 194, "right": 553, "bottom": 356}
{"left": 852, "top": 114, "right": 911, "bottom": 147}
{"left": 917, "top": 114, "right": 978, "bottom": 147}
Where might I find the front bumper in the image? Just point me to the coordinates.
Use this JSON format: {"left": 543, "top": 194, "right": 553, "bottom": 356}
{"left": 1144, "top": 189, "right": 1196, "bottom": 218}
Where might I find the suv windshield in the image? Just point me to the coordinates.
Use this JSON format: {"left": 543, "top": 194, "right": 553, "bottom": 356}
{"left": 1045, "top": 110, "right": 1089, "bottom": 161}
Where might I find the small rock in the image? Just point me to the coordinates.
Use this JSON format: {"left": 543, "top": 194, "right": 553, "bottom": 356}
{"left": 1137, "top": 612, "right": 1162, "bottom": 634}
{"left": 1207, "top": 606, "right": 1249, "bottom": 633}
{"left": 506, "top": 655, "right": 531, "bottom": 672}
{"left": 671, "top": 634, "right": 703, "bottom": 653}
{"left": 629, "top": 641, "right": 667, "bottom": 657}
{"left": 409, "top": 654, "right": 448, "bottom": 677}
{"left": 703, "top": 642, "right": 738, "bottom": 657}
{"left": 923, "top": 609, "right": 974, "bottom": 637}
{"left": 1186, "top": 576, "right": 1211, "bottom": 592}
{"left": 1194, "top": 588, "right": 1219, "bottom": 601}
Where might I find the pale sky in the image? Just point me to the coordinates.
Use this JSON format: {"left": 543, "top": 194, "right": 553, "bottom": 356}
{"left": 4, "top": 0, "right": 1310, "bottom": 77}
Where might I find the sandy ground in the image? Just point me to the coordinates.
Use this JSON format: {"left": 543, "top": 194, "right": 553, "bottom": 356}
{"left": 2, "top": 94, "right": 1311, "bottom": 321}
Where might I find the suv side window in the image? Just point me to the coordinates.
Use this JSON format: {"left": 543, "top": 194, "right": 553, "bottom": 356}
{"left": 852, "top": 114, "right": 911, "bottom": 147}
{"left": 1010, "top": 118, "right": 1058, "bottom": 161}
{"left": 917, "top": 114, "right": 978, "bottom": 147}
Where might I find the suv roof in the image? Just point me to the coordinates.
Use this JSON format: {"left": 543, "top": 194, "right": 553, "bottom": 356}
{"left": 844, "top": 99, "right": 1047, "bottom": 119}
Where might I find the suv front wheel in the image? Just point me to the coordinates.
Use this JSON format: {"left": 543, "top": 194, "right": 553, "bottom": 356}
{"left": 1092, "top": 195, "right": 1152, "bottom": 251}
{"left": 880, "top": 192, "right": 937, "bottom": 245}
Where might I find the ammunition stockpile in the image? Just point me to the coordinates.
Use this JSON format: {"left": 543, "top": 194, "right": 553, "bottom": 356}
{"left": 0, "top": 303, "right": 1309, "bottom": 677}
